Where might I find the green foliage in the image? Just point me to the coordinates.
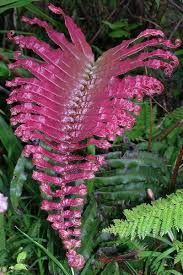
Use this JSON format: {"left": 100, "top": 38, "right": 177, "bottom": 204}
{"left": 91, "top": 150, "right": 170, "bottom": 203}
{"left": 127, "top": 101, "right": 157, "bottom": 141}
{"left": 0, "top": 0, "right": 38, "bottom": 14}
{"left": 103, "top": 19, "right": 141, "bottom": 39}
{"left": 105, "top": 190, "right": 183, "bottom": 239}
{"left": 10, "top": 155, "right": 32, "bottom": 210}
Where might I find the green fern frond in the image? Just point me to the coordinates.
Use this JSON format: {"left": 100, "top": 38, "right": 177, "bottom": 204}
{"left": 175, "top": 248, "right": 183, "bottom": 265}
{"left": 127, "top": 101, "right": 157, "bottom": 141}
{"left": 104, "top": 190, "right": 183, "bottom": 240}
{"left": 90, "top": 151, "right": 170, "bottom": 203}
{"left": 172, "top": 240, "right": 183, "bottom": 266}
{"left": 166, "top": 106, "right": 183, "bottom": 121}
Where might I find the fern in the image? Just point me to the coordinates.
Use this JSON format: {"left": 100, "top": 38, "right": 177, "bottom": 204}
{"left": 105, "top": 190, "right": 183, "bottom": 239}
{"left": 165, "top": 106, "right": 183, "bottom": 121}
{"left": 127, "top": 103, "right": 183, "bottom": 143}
{"left": 90, "top": 151, "right": 170, "bottom": 204}
{"left": 173, "top": 240, "right": 183, "bottom": 265}
{"left": 127, "top": 101, "right": 157, "bottom": 141}
{"left": 6, "top": 3, "right": 180, "bottom": 270}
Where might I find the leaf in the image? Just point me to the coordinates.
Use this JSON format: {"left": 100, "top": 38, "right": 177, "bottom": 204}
{"left": 155, "top": 0, "right": 160, "bottom": 8}
{"left": 103, "top": 20, "right": 128, "bottom": 29}
{"left": 17, "top": 251, "right": 27, "bottom": 263}
{"left": 0, "top": 62, "right": 10, "bottom": 77}
{"left": 152, "top": 247, "right": 176, "bottom": 269}
{"left": 109, "top": 29, "right": 129, "bottom": 38}
{"left": 0, "top": 116, "right": 22, "bottom": 173}
{"left": 79, "top": 201, "right": 99, "bottom": 259}
{"left": 175, "top": 49, "right": 183, "bottom": 56}
{"left": 14, "top": 263, "right": 27, "bottom": 270}
{"left": 10, "top": 155, "right": 31, "bottom": 210}
{"left": 105, "top": 190, "right": 183, "bottom": 240}
{"left": 0, "top": 0, "right": 35, "bottom": 6}
{"left": 0, "top": 0, "right": 38, "bottom": 14}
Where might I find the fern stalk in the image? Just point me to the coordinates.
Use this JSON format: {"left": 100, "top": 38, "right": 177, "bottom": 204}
{"left": 170, "top": 145, "right": 183, "bottom": 191}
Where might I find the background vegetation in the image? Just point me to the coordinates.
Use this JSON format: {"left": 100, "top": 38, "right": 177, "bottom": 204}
{"left": 0, "top": 0, "right": 183, "bottom": 274}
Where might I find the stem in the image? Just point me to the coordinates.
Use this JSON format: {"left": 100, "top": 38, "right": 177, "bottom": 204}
{"left": 167, "top": 230, "right": 175, "bottom": 242}
{"left": 0, "top": 213, "right": 6, "bottom": 251}
{"left": 148, "top": 98, "right": 153, "bottom": 151}
{"left": 170, "top": 145, "right": 183, "bottom": 192}
{"left": 37, "top": 249, "right": 44, "bottom": 275}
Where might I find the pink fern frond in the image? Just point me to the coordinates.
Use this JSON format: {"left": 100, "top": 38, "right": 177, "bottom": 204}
{"left": 6, "top": 4, "right": 180, "bottom": 270}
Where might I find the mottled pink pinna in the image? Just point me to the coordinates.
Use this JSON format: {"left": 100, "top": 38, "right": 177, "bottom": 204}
{"left": 6, "top": 4, "right": 180, "bottom": 270}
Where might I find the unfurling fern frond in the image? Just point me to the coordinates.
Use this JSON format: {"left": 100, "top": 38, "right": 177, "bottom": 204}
{"left": 6, "top": 3, "right": 180, "bottom": 270}
{"left": 104, "top": 190, "right": 183, "bottom": 240}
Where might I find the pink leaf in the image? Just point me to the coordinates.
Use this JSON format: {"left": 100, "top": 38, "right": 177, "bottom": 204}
{"left": 6, "top": 4, "right": 180, "bottom": 270}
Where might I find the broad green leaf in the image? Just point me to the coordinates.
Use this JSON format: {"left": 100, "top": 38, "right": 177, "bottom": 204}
{"left": 155, "top": 0, "right": 160, "bottom": 8}
{"left": 175, "top": 49, "right": 183, "bottom": 56}
{"left": 103, "top": 20, "right": 128, "bottom": 29}
{"left": 79, "top": 201, "right": 99, "bottom": 259}
{"left": 0, "top": 116, "right": 22, "bottom": 173}
{"left": 0, "top": 62, "right": 10, "bottom": 77}
{"left": 17, "top": 251, "right": 27, "bottom": 263}
{"left": 109, "top": 29, "right": 129, "bottom": 38}
{"left": 10, "top": 155, "right": 31, "bottom": 209}
{"left": 14, "top": 263, "right": 27, "bottom": 270}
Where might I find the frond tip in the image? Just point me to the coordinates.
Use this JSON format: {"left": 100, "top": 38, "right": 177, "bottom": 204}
{"left": 6, "top": 3, "right": 180, "bottom": 270}
{"left": 104, "top": 190, "right": 183, "bottom": 240}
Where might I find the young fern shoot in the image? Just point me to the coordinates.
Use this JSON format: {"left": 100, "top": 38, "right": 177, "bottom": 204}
{"left": 6, "top": 4, "right": 180, "bottom": 270}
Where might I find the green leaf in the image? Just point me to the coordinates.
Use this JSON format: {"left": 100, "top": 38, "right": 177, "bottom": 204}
{"left": 175, "top": 49, "right": 183, "bottom": 56}
{"left": 17, "top": 251, "right": 27, "bottom": 263}
{"left": 103, "top": 20, "right": 128, "bottom": 29}
{"left": 79, "top": 201, "right": 99, "bottom": 259}
{"left": 14, "top": 263, "right": 27, "bottom": 271}
{"left": 109, "top": 29, "right": 129, "bottom": 38}
{"left": 10, "top": 155, "right": 31, "bottom": 210}
{"left": 0, "top": 62, "right": 10, "bottom": 77}
{"left": 0, "top": 116, "right": 22, "bottom": 173}
{"left": 0, "top": 0, "right": 37, "bottom": 14}
{"left": 152, "top": 247, "right": 176, "bottom": 269}
{"left": 155, "top": 0, "right": 160, "bottom": 8}
{"left": 0, "top": 0, "right": 36, "bottom": 6}
{"left": 165, "top": 270, "right": 182, "bottom": 275}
